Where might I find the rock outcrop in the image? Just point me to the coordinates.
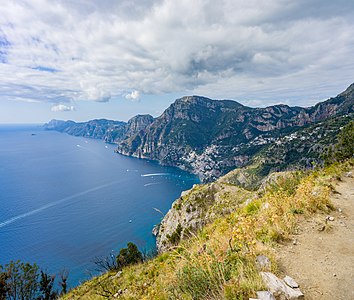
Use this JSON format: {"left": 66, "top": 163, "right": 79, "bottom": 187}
{"left": 260, "top": 272, "right": 304, "bottom": 300}
{"left": 44, "top": 115, "right": 154, "bottom": 145}
{"left": 156, "top": 181, "right": 253, "bottom": 252}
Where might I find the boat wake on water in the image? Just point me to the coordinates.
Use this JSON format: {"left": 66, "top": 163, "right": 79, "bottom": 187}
{"left": 141, "top": 173, "right": 170, "bottom": 177}
{"left": 0, "top": 181, "right": 119, "bottom": 229}
{"left": 143, "top": 182, "right": 162, "bottom": 187}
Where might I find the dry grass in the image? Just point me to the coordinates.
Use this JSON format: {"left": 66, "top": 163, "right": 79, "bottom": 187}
{"left": 62, "top": 159, "right": 353, "bottom": 300}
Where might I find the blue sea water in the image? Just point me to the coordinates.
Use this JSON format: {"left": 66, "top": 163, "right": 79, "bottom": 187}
{"left": 0, "top": 124, "right": 199, "bottom": 287}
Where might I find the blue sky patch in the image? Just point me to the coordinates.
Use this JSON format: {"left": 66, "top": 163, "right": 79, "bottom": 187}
{"left": 0, "top": 36, "right": 11, "bottom": 47}
{"left": 0, "top": 51, "right": 7, "bottom": 63}
{"left": 0, "top": 36, "right": 10, "bottom": 63}
{"left": 32, "top": 66, "right": 59, "bottom": 73}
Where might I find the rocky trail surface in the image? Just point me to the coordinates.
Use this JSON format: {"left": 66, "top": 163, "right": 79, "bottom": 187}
{"left": 277, "top": 172, "right": 354, "bottom": 299}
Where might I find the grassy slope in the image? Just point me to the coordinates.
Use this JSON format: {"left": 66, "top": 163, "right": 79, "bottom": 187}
{"left": 63, "top": 159, "right": 353, "bottom": 300}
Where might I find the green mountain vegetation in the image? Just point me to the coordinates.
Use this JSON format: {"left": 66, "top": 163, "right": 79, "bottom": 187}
{"left": 220, "top": 114, "right": 353, "bottom": 190}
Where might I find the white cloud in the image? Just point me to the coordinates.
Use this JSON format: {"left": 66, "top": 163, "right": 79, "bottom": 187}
{"left": 125, "top": 90, "right": 140, "bottom": 101}
{"left": 0, "top": 0, "right": 353, "bottom": 107}
{"left": 51, "top": 104, "right": 75, "bottom": 112}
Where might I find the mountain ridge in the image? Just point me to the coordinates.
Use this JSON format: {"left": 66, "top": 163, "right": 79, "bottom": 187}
{"left": 45, "top": 83, "right": 354, "bottom": 182}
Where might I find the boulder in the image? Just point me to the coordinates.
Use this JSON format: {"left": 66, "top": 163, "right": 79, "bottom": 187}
{"left": 111, "top": 271, "right": 123, "bottom": 279}
{"left": 257, "top": 290, "right": 276, "bottom": 300}
{"left": 256, "top": 255, "right": 272, "bottom": 271}
{"left": 283, "top": 275, "right": 299, "bottom": 288}
{"left": 152, "top": 225, "right": 159, "bottom": 236}
{"left": 260, "top": 272, "right": 304, "bottom": 299}
{"left": 113, "top": 289, "right": 123, "bottom": 297}
{"left": 345, "top": 171, "right": 353, "bottom": 178}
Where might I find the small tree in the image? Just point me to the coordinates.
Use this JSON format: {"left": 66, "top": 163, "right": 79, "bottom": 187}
{"left": 0, "top": 261, "right": 69, "bottom": 299}
{"left": 116, "top": 242, "right": 143, "bottom": 269}
{"left": 93, "top": 254, "right": 118, "bottom": 273}
{"left": 38, "top": 271, "right": 57, "bottom": 300}
{"left": 4, "top": 260, "right": 40, "bottom": 300}
{"left": 0, "top": 267, "right": 9, "bottom": 300}
{"left": 58, "top": 269, "right": 69, "bottom": 296}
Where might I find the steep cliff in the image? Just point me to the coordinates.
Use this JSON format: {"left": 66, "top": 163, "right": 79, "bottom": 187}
{"left": 44, "top": 114, "right": 154, "bottom": 144}
{"left": 155, "top": 180, "right": 254, "bottom": 252}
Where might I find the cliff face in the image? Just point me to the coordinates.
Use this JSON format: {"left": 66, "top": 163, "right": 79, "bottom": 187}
{"left": 45, "top": 114, "right": 154, "bottom": 144}
{"left": 125, "top": 114, "right": 155, "bottom": 137}
{"left": 116, "top": 96, "right": 249, "bottom": 160}
{"left": 155, "top": 181, "right": 254, "bottom": 252}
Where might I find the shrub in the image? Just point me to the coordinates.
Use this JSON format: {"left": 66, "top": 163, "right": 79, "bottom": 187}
{"left": 173, "top": 249, "right": 263, "bottom": 300}
{"left": 38, "top": 270, "right": 57, "bottom": 300}
{"left": 0, "top": 270, "right": 8, "bottom": 300}
{"left": 2, "top": 261, "right": 40, "bottom": 300}
{"left": 168, "top": 224, "right": 183, "bottom": 245}
{"left": 244, "top": 200, "right": 261, "bottom": 215}
{"left": 173, "top": 202, "right": 182, "bottom": 210}
{"left": 93, "top": 254, "right": 118, "bottom": 272}
{"left": 116, "top": 242, "right": 143, "bottom": 269}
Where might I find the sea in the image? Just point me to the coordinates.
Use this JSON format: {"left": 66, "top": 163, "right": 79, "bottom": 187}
{"left": 0, "top": 124, "right": 199, "bottom": 287}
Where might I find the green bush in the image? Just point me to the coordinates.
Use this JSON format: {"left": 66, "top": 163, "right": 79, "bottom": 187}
{"left": 244, "top": 200, "right": 261, "bottom": 215}
{"left": 0, "top": 261, "right": 68, "bottom": 299}
{"left": 116, "top": 242, "right": 143, "bottom": 269}
{"left": 173, "top": 251, "right": 262, "bottom": 300}
{"left": 167, "top": 224, "right": 183, "bottom": 245}
{"left": 175, "top": 255, "right": 230, "bottom": 299}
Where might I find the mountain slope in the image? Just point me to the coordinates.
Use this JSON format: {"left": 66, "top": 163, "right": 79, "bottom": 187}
{"left": 220, "top": 113, "right": 353, "bottom": 189}
{"left": 115, "top": 84, "right": 353, "bottom": 181}
{"left": 45, "top": 83, "right": 354, "bottom": 182}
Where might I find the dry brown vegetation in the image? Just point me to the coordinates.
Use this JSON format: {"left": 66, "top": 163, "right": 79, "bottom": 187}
{"left": 62, "top": 159, "right": 353, "bottom": 300}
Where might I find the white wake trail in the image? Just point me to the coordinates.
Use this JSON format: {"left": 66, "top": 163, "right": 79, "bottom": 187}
{"left": 143, "top": 182, "right": 162, "bottom": 187}
{"left": 0, "top": 181, "right": 117, "bottom": 229}
{"left": 141, "top": 173, "right": 170, "bottom": 177}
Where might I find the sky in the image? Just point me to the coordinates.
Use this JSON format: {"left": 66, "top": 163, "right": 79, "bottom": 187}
{"left": 0, "top": 0, "right": 354, "bottom": 123}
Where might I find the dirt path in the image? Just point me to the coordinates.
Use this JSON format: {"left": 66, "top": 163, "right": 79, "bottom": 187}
{"left": 276, "top": 173, "right": 354, "bottom": 300}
